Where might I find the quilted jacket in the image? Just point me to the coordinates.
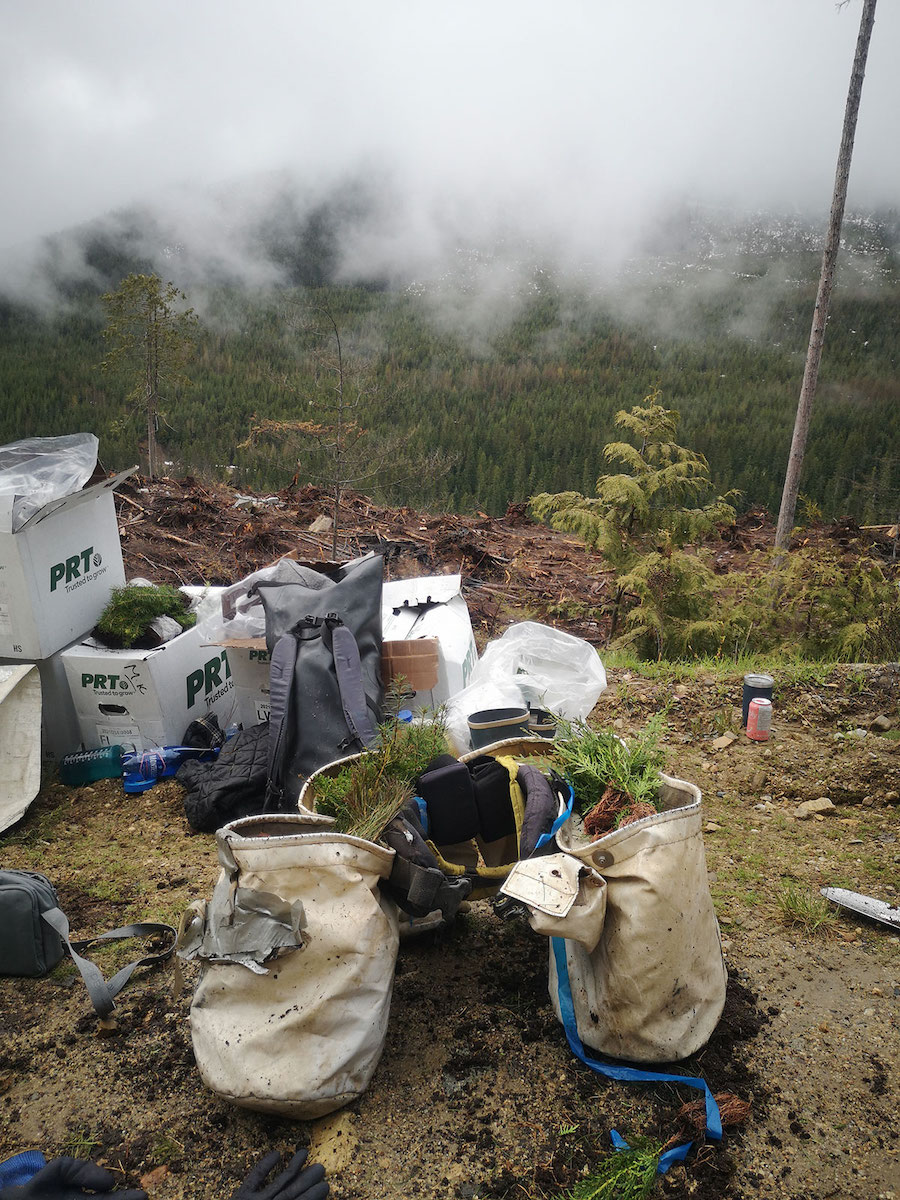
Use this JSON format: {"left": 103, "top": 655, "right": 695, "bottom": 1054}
{"left": 177, "top": 723, "right": 270, "bottom": 832}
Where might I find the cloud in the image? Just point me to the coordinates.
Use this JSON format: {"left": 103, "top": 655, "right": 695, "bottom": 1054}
{"left": 1, "top": 0, "right": 897, "bottom": 308}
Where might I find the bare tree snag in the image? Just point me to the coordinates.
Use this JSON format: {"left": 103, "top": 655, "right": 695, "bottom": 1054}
{"left": 774, "top": 0, "right": 878, "bottom": 550}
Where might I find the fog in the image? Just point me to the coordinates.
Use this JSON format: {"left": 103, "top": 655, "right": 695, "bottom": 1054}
{"left": 2, "top": 0, "right": 898, "bottom": 302}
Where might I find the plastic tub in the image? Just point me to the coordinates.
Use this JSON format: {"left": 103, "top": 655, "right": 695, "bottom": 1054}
{"left": 527, "top": 708, "right": 557, "bottom": 740}
{"left": 467, "top": 707, "right": 530, "bottom": 750}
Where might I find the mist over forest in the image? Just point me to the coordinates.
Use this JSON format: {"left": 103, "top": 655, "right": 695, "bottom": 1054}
{"left": 1, "top": 182, "right": 898, "bottom": 523}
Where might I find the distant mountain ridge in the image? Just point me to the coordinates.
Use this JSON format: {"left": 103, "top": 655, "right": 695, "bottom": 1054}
{"left": 1, "top": 190, "right": 897, "bottom": 524}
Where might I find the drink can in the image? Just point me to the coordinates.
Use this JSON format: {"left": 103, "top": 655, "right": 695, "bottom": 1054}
{"left": 746, "top": 697, "right": 772, "bottom": 741}
{"left": 742, "top": 673, "right": 774, "bottom": 726}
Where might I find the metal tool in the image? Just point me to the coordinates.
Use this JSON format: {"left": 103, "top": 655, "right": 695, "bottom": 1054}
{"left": 820, "top": 887, "right": 900, "bottom": 930}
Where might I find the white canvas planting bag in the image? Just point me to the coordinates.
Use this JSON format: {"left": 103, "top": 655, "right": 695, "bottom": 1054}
{"left": 505, "top": 773, "right": 726, "bottom": 1063}
{"left": 181, "top": 813, "right": 399, "bottom": 1118}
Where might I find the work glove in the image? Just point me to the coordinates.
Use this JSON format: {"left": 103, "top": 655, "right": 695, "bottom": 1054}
{"left": 229, "top": 1148, "right": 328, "bottom": 1200}
{"left": 0, "top": 1157, "right": 147, "bottom": 1200}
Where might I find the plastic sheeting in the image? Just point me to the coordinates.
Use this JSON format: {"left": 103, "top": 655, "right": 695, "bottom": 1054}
{"left": 470, "top": 621, "right": 607, "bottom": 719}
{"left": 0, "top": 434, "right": 99, "bottom": 532}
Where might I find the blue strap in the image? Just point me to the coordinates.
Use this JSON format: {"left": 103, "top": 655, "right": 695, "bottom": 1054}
{"left": 0, "top": 1151, "right": 46, "bottom": 1189}
{"left": 535, "top": 782, "right": 575, "bottom": 850}
{"left": 413, "top": 796, "right": 429, "bottom": 835}
{"left": 608, "top": 1128, "right": 690, "bottom": 1170}
{"left": 551, "top": 937, "right": 722, "bottom": 1172}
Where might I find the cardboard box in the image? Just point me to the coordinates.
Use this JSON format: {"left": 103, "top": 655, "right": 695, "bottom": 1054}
{"left": 382, "top": 575, "right": 478, "bottom": 711}
{"left": 382, "top": 639, "right": 440, "bottom": 693}
{"left": 222, "top": 640, "right": 271, "bottom": 727}
{"left": 0, "top": 468, "right": 133, "bottom": 660}
{"left": 61, "top": 622, "right": 239, "bottom": 754}
{"left": 0, "top": 643, "right": 85, "bottom": 763}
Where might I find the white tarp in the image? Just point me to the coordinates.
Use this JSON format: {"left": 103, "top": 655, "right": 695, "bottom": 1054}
{"left": 0, "top": 664, "right": 42, "bottom": 832}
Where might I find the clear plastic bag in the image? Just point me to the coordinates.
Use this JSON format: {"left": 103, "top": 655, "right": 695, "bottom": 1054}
{"left": 469, "top": 621, "right": 606, "bottom": 721}
{"left": 0, "top": 434, "right": 99, "bottom": 531}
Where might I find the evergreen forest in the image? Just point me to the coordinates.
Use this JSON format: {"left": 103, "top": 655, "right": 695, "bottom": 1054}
{"left": 0, "top": 205, "right": 898, "bottom": 523}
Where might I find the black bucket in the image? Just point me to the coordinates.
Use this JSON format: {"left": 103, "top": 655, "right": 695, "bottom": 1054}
{"left": 527, "top": 707, "right": 557, "bottom": 740}
{"left": 467, "top": 707, "right": 531, "bottom": 750}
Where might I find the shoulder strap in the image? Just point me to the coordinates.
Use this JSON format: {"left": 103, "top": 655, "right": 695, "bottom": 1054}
{"left": 329, "top": 618, "right": 378, "bottom": 750}
{"left": 41, "top": 907, "right": 176, "bottom": 1021}
{"left": 386, "top": 857, "right": 472, "bottom": 920}
{"left": 264, "top": 628, "right": 302, "bottom": 810}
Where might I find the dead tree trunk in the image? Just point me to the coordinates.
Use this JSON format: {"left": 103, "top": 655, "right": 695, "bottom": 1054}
{"left": 774, "top": 0, "right": 878, "bottom": 550}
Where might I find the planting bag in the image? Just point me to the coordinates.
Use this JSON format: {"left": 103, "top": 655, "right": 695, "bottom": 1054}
{"left": 505, "top": 772, "right": 726, "bottom": 1062}
{"left": 182, "top": 813, "right": 399, "bottom": 1118}
{"left": 253, "top": 554, "right": 384, "bottom": 807}
{"left": 0, "top": 665, "right": 41, "bottom": 834}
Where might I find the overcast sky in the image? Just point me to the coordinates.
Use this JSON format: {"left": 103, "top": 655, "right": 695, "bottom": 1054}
{"left": 1, "top": 0, "right": 898, "bottom": 284}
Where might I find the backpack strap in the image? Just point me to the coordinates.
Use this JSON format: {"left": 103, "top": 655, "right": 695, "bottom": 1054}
{"left": 386, "top": 856, "right": 472, "bottom": 920}
{"left": 380, "top": 813, "right": 473, "bottom": 919}
{"left": 265, "top": 616, "right": 379, "bottom": 810}
{"left": 327, "top": 616, "right": 378, "bottom": 751}
{"left": 264, "top": 624, "right": 304, "bottom": 810}
{"left": 40, "top": 907, "right": 176, "bottom": 1021}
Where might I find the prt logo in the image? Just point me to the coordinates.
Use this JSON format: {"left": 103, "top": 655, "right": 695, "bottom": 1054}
{"left": 49, "top": 547, "right": 100, "bottom": 592}
{"left": 186, "top": 650, "right": 232, "bottom": 708}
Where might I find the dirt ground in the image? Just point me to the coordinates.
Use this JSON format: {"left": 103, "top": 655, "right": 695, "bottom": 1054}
{"left": 1, "top": 481, "right": 898, "bottom": 1199}
{"left": 2, "top": 663, "right": 897, "bottom": 1200}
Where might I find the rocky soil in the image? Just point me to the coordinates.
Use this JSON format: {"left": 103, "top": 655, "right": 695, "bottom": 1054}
{"left": 1, "top": 480, "right": 898, "bottom": 1199}
{"left": 2, "top": 663, "right": 897, "bottom": 1200}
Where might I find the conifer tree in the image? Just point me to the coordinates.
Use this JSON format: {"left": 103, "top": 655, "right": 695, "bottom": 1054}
{"left": 101, "top": 274, "right": 197, "bottom": 479}
{"left": 531, "top": 391, "right": 737, "bottom": 656}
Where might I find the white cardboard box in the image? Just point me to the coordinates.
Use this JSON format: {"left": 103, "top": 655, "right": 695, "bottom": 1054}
{"left": 61, "top": 622, "right": 239, "bottom": 754}
{"left": 0, "top": 468, "right": 133, "bottom": 660}
{"left": 222, "top": 641, "right": 271, "bottom": 727}
{"left": 382, "top": 574, "right": 478, "bottom": 711}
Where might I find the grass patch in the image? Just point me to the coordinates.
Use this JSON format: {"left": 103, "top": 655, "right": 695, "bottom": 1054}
{"left": 0, "top": 792, "right": 71, "bottom": 849}
{"left": 603, "top": 649, "right": 844, "bottom": 687}
{"left": 776, "top": 881, "right": 838, "bottom": 935}
{"left": 151, "top": 1132, "right": 184, "bottom": 1162}
{"left": 63, "top": 1129, "right": 102, "bottom": 1158}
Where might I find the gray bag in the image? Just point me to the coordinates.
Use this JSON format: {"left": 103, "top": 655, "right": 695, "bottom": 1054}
{"left": 253, "top": 554, "right": 384, "bottom": 808}
{"left": 0, "top": 870, "right": 64, "bottom": 976}
{"left": 0, "top": 868, "right": 176, "bottom": 1018}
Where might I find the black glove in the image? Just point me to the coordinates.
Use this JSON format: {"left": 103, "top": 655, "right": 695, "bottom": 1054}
{"left": 0, "top": 1157, "right": 147, "bottom": 1200}
{"left": 230, "top": 1148, "right": 328, "bottom": 1200}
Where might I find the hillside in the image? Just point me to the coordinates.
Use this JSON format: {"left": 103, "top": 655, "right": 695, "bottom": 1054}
{"left": 109, "top": 473, "right": 899, "bottom": 657}
{"left": 1, "top": 205, "right": 899, "bottom": 522}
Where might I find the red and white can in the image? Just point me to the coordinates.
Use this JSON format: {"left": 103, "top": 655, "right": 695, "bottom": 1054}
{"left": 746, "top": 697, "right": 772, "bottom": 741}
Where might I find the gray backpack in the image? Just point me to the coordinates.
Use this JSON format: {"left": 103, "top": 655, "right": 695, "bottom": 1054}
{"left": 253, "top": 554, "right": 384, "bottom": 809}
